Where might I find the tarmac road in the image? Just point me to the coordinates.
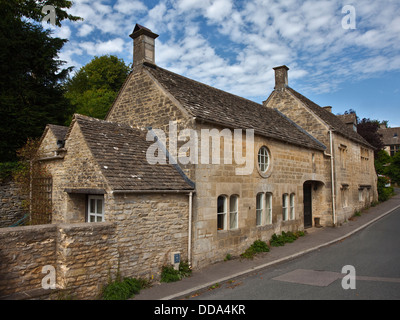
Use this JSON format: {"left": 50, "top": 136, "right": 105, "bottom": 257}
{"left": 189, "top": 207, "right": 400, "bottom": 300}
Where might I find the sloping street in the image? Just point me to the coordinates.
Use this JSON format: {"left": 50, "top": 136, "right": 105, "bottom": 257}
{"left": 189, "top": 206, "right": 400, "bottom": 300}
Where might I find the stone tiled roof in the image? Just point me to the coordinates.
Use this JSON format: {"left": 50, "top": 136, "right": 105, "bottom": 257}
{"left": 72, "top": 114, "right": 194, "bottom": 192}
{"left": 287, "top": 88, "right": 373, "bottom": 149}
{"left": 337, "top": 113, "right": 357, "bottom": 125}
{"left": 48, "top": 124, "right": 68, "bottom": 141}
{"left": 378, "top": 127, "right": 400, "bottom": 146}
{"left": 144, "top": 65, "right": 326, "bottom": 151}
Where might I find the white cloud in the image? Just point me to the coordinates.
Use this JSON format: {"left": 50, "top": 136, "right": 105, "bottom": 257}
{"left": 59, "top": 0, "right": 400, "bottom": 98}
{"left": 79, "top": 38, "right": 125, "bottom": 56}
{"left": 114, "top": 0, "right": 147, "bottom": 15}
{"left": 77, "top": 24, "right": 94, "bottom": 37}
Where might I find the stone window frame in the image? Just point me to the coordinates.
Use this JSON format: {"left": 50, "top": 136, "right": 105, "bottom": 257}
{"left": 290, "top": 193, "right": 296, "bottom": 220}
{"left": 256, "top": 192, "right": 273, "bottom": 226}
{"left": 257, "top": 145, "right": 273, "bottom": 178}
{"left": 87, "top": 195, "right": 105, "bottom": 223}
{"left": 338, "top": 144, "right": 348, "bottom": 169}
{"left": 282, "top": 193, "right": 289, "bottom": 221}
{"left": 256, "top": 193, "right": 264, "bottom": 226}
{"left": 340, "top": 184, "right": 349, "bottom": 208}
{"left": 217, "top": 195, "right": 227, "bottom": 231}
{"left": 390, "top": 145, "right": 400, "bottom": 157}
{"left": 229, "top": 195, "right": 239, "bottom": 230}
{"left": 217, "top": 194, "right": 239, "bottom": 231}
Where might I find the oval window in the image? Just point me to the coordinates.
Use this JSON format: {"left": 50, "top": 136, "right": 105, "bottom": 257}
{"left": 258, "top": 146, "right": 270, "bottom": 173}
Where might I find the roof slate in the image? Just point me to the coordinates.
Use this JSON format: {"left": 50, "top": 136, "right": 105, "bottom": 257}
{"left": 287, "top": 88, "right": 373, "bottom": 149}
{"left": 48, "top": 124, "right": 69, "bottom": 141}
{"left": 378, "top": 127, "right": 400, "bottom": 146}
{"left": 73, "top": 114, "right": 194, "bottom": 192}
{"left": 144, "top": 65, "right": 326, "bottom": 151}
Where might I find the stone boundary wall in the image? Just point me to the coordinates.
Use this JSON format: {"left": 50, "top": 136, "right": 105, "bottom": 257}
{"left": 0, "top": 222, "right": 118, "bottom": 300}
{"left": 0, "top": 180, "right": 26, "bottom": 228}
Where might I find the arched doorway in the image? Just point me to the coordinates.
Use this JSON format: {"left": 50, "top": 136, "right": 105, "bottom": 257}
{"left": 303, "top": 182, "right": 312, "bottom": 228}
{"left": 303, "top": 180, "right": 325, "bottom": 228}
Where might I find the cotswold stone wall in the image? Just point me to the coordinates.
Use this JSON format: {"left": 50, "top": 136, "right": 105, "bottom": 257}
{"left": 0, "top": 222, "right": 118, "bottom": 300}
{"left": 192, "top": 122, "right": 329, "bottom": 268}
{"left": 0, "top": 179, "right": 26, "bottom": 228}
{"left": 106, "top": 193, "right": 190, "bottom": 280}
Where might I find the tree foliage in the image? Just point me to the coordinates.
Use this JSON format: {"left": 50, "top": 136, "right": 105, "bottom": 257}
{"left": 0, "top": 0, "right": 80, "bottom": 162}
{"left": 357, "top": 118, "right": 384, "bottom": 155}
{"left": 64, "top": 55, "right": 130, "bottom": 120}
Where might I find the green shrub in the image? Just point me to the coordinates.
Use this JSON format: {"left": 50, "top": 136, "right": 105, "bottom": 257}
{"left": 161, "top": 261, "right": 192, "bottom": 283}
{"left": 270, "top": 231, "right": 305, "bottom": 247}
{"left": 102, "top": 277, "right": 147, "bottom": 300}
{"left": 241, "top": 240, "right": 270, "bottom": 259}
{"left": 377, "top": 176, "right": 394, "bottom": 202}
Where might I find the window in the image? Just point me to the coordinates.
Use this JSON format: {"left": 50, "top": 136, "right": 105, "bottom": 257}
{"left": 290, "top": 193, "right": 295, "bottom": 220}
{"left": 358, "top": 189, "right": 364, "bottom": 202}
{"left": 256, "top": 193, "right": 273, "bottom": 226}
{"left": 339, "top": 145, "right": 347, "bottom": 169}
{"left": 360, "top": 147, "right": 369, "bottom": 173}
{"left": 390, "top": 145, "right": 400, "bottom": 157}
{"left": 282, "top": 194, "right": 289, "bottom": 221}
{"left": 229, "top": 195, "right": 238, "bottom": 229}
{"left": 266, "top": 193, "right": 272, "bottom": 224}
{"left": 88, "top": 195, "right": 104, "bottom": 222}
{"left": 258, "top": 146, "right": 270, "bottom": 173}
{"left": 256, "top": 193, "right": 264, "bottom": 226}
{"left": 217, "top": 195, "right": 227, "bottom": 230}
{"left": 341, "top": 185, "right": 349, "bottom": 208}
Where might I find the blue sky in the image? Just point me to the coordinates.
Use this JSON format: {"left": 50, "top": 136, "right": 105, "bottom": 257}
{"left": 49, "top": 0, "right": 400, "bottom": 126}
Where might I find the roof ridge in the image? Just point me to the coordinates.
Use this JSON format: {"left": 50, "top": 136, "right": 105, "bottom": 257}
{"left": 144, "top": 64, "right": 264, "bottom": 108}
{"left": 286, "top": 87, "right": 373, "bottom": 149}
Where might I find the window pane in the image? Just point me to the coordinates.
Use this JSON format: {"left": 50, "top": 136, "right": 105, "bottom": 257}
{"left": 97, "top": 199, "right": 103, "bottom": 214}
{"left": 217, "top": 196, "right": 226, "bottom": 213}
{"left": 282, "top": 194, "right": 288, "bottom": 220}
{"left": 90, "top": 199, "right": 96, "bottom": 213}
{"left": 217, "top": 213, "right": 225, "bottom": 230}
{"left": 290, "top": 194, "right": 295, "bottom": 220}
{"left": 256, "top": 194, "right": 263, "bottom": 226}
{"left": 230, "top": 212, "right": 237, "bottom": 229}
{"left": 90, "top": 215, "right": 95, "bottom": 222}
{"left": 96, "top": 216, "right": 103, "bottom": 222}
{"left": 266, "top": 193, "right": 272, "bottom": 224}
{"left": 258, "top": 147, "right": 270, "bottom": 173}
{"left": 230, "top": 196, "right": 238, "bottom": 212}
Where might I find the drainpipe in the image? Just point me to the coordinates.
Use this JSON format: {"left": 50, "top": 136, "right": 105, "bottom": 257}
{"left": 188, "top": 192, "right": 193, "bottom": 268}
{"left": 324, "top": 130, "right": 336, "bottom": 226}
{"left": 328, "top": 130, "right": 337, "bottom": 226}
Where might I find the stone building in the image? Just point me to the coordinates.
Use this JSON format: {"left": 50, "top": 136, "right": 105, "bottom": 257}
{"left": 378, "top": 126, "right": 400, "bottom": 157}
{"left": 36, "top": 24, "right": 378, "bottom": 272}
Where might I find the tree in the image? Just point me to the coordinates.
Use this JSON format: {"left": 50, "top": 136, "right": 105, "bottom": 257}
{"left": 388, "top": 151, "right": 400, "bottom": 185}
{"left": 375, "top": 150, "right": 391, "bottom": 176}
{"left": 0, "top": 0, "right": 81, "bottom": 162}
{"left": 1, "top": 0, "right": 81, "bottom": 26}
{"left": 340, "top": 110, "right": 385, "bottom": 158}
{"left": 64, "top": 55, "right": 130, "bottom": 120}
{"left": 357, "top": 118, "right": 384, "bottom": 156}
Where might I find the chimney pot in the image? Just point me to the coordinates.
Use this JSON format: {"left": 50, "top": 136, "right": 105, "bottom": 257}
{"left": 130, "top": 24, "right": 159, "bottom": 67}
{"left": 273, "top": 65, "right": 289, "bottom": 90}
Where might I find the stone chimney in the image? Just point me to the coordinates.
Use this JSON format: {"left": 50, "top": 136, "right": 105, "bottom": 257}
{"left": 323, "top": 106, "right": 333, "bottom": 113}
{"left": 129, "top": 24, "right": 159, "bottom": 67}
{"left": 273, "top": 65, "right": 289, "bottom": 90}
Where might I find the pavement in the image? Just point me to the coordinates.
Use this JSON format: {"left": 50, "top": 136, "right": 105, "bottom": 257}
{"left": 132, "top": 191, "right": 400, "bottom": 300}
